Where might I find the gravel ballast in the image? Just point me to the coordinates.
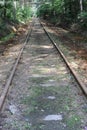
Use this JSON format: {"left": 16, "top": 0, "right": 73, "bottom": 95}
{"left": 0, "top": 18, "right": 87, "bottom": 130}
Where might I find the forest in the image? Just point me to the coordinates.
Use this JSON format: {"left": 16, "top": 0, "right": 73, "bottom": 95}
{"left": 0, "top": 0, "right": 32, "bottom": 41}
{"left": 37, "top": 0, "right": 87, "bottom": 30}
{"left": 0, "top": 0, "right": 87, "bottom": 41}
{"left": 0, "top": 1, "right": 87, "bottom": 130}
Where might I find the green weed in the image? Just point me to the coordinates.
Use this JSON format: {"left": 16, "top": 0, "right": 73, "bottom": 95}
{"left": 66, "top": 115, "right": 81, "bottom": 128}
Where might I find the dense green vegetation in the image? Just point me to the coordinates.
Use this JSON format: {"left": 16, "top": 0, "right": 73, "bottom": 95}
{"left": 0, "top": 0, "right": 32, "bottom": 22}
{"left": 37, "top": 0, "right": 87, "bottom": 29}
{"left": 0, "top": 0, "right": 32, "bottom": 40}
{"left": 1, "top": 0, "right": 87, "bottom": 40}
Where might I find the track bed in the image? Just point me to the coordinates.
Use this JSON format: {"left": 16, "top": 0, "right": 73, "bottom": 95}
{"left": 0, "top": 19, "right": 87, "bottom": 130}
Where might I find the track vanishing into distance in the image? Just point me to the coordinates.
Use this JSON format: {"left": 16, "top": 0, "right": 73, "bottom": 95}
{"left": 0, "top": 18, "right": 87, "bottom": 113}
{"left": 0, "top": 18, "right": 87, "bottom": 130}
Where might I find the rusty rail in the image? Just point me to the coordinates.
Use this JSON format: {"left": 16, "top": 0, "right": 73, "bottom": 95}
{"left": 40, "top": 19, "right": 87, "bottom": 96}
{"left": 0, "top": 19, "right": 34, "bottom": 112}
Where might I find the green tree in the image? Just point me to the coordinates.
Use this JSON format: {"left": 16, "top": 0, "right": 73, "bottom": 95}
{"left": 37, "top": 0, "right": 87, "bottom": 27}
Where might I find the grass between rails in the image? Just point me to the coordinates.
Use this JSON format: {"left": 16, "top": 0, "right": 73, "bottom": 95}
{"left": 20, "top": 79, "right": 83, "bottom": 130}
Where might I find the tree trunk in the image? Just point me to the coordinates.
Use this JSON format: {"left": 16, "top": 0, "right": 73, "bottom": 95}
{"left": 80, "top": 0, "right": 83, "bottom": 12}
{"left": 12, "top": 0, "right": 17, "bottom": 20}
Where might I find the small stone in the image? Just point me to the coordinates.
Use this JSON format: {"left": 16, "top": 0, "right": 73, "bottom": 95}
{"left": 43, "top": 114, "right": 63, "bottom": 121}
{"left": 9, "top": 104, "right": 19, "bottom": 115}
{"left": 40, "top": 83, "right": 52, "bottom": 87}
{"left": 83, "top": 104, "right": 87, "bottom": 109}
{"left": 47, "top": 96, "right": 56, "bottom": 100}
{"left": 41, "top": 109, "right": 44, "bottom": 112}
{"left": 48, "top": 79, "right": 55, "bottom": 82}
{"left": 35, "top": 107, "right": 38, "bottom": 109}
{"left": 85, "top": 126, "right": 87, "bottom": 130}
{"left": 0, "top": 126, "right": 2, "bottom": 129}
{"left": 63, "top": 124, "right": 66, "bottom": 128}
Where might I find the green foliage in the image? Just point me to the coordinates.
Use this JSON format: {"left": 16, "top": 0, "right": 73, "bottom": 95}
{"left": 78, "top": 11, "right": 87, "bottom": 28}
{"left": 66, "top": 115, "right": 81, "bottom": 128}
{"left": 0, "top": 0, "right": 32, "bottom": 40}
{"left": 37, "top": 0, "right": 75, "bottom": 25}
{"left": 0, "top": 0, "right": 32, "bottom": 22}
{"left": 37, "top": 3, "right": 52, "bottom": 19}
{"left": 37, "top": 0, "right": 87, "bottom": 28}
{"left": 16, "top": 7, "right": 32, "bottom": 22}
{"left": 0, "top": 33, "right": 14, "bottom": 42}
{"left": 54, "top": 0, "right": 64, "bottom": 14}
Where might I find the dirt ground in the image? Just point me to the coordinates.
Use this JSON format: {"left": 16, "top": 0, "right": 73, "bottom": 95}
{"left": 0, "top": 18, "right": 87, "bottom": 130}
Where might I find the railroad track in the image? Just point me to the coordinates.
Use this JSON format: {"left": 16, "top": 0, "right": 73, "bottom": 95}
{"left": 39, "top": 20, "right": 87, "bottom": 96}
{"left": 0, "top": 18, "right": 86, "bottom": 114}
{"left": 0, "top": 19, "right": 34, "bottom": 112}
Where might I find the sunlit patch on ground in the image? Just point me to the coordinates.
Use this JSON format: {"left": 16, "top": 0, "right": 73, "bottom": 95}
{"left": 1, "top": 19, "right": 87, "bottom": 130}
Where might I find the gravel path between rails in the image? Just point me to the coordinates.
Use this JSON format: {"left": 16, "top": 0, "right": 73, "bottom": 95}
{"left": 0, "top": 18, "right": 87, "bottom": 130}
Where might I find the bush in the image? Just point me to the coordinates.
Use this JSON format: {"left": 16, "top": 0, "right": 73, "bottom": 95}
{"left": 16, "top": 6, "right": 32, "bottom": 23}
{"left": 78, "top": 11, "right": 87, "bottom": 29}
{"left": 37, "top": 4, "right": 52, "bottom": 19}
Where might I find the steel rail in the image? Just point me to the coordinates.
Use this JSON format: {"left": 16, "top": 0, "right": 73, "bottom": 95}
{"left": 40, "top": 19, "right": 87, "bottom": 96}
{"left": 0, "top": 19, "right": 34, "bottom": 112}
